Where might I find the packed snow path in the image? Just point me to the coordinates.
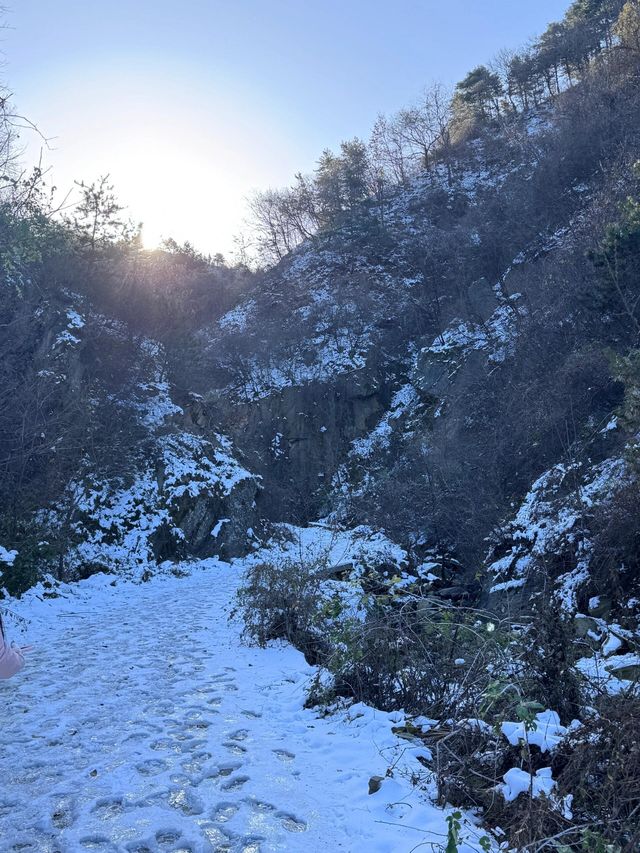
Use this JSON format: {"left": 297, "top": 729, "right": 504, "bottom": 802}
{"left": 1, "top": 560, "right": 483, "bottom": 853}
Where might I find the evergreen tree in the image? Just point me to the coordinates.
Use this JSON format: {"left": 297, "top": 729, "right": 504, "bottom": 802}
{"left": 566, "top": 0, "right": 625, "bottom": 51}
{"left": 69, "top": 176, "right": 128, "bottom": 253}
{"left": 315, "top": 139, "right": 370, "bottom": 225}
{"left": 314, "top": 148, "right": 345, "bottom": 223}
{"left": 536, "top": 22, "right": 570, "bottom": 93}
{"left": 588, "top": 163, "right": 640, "bottom": 340}
{"left": 339, "top": 138, "right": 369, "bottom": 209}
{"left": 454, "top": 66, "right": 503, "bottom": 120}
{"left": 506, "top": 51, "right": 544, "bottom": 110}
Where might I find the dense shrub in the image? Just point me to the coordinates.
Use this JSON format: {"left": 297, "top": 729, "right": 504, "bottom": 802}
{"left": 236, "top": 548, "right": 520, "bottom": 718}
{"left": 234, "top": 550, "right": 337, "bottom": 662}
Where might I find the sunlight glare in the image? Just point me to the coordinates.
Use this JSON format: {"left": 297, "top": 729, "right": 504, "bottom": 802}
{"left": 19, "top": 60, "right": 300, "bottom": 257}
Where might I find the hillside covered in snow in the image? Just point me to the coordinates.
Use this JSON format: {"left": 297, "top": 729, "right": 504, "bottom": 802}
{"left": 2, "top": 1, "right": 640, "bottom": 850}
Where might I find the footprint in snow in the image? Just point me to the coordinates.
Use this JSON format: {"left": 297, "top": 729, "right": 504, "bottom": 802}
{"left": 248, "top": 799, "right": 275, "bottom": 813}
{"left": 169, "top": 729, "right": 198, "bottom": 742}
{"left": 11, "top": 766, "right": 41, "bottom": 786}
{"left": 201, "top": 823, "right": 234, "bottom": 849}
{"left": 154, "top": 829, "right": 182, "bottom": 848}
{"left": 79, "top": 836, "right": 118, "bottom": 851}
{"left": 221, "top": 775, "right": 250, "bottom": 792}
{"left": 167, "top": 788, "right": 204, "bottom": 815}
{"left": 184, "top": 708, "right": 205, "bottom": 720}
{"left": 149, "top": 738, "right": 174, "bottom": 751}
{"left": 169, "top": 772, "right": 193, "bottom": 786}
{"left": 212, "top": 802, "right": 239, "bottom": 823}
{"left": 273, "top": 749, "right": 295, "bottom": 762}
{"left": 211, "top": 676, "right": 236, "bottom": 685}
{"left": 122, "top": 730, "right": 151, "bottom": 743}
{"left": 217, "top": 761, "right": 242, "bottom": 777}
{"left": 180, "top": 752, "right": 212, "bottom": 774}
{"left": 91, "top": 797, "right": 125, "bottom": 820}
{"left": 136, "top": 758, "right": 169, "bottom": 776}
{"left": 51, "top": 795, "right": 76, "bottom": 829}
{"left": 228, "top": 729, "right": 249, "bottom": 742}
{"left": 277, "top": 812, "right": 308, "bottom": 833}
{"left": 184, "top": 720, "right": 212, "bottom": 734}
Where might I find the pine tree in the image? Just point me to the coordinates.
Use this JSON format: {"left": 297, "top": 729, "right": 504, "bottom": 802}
{"left": 588, "top": 163, "right": 640, "bottom": 339}
{"left": 454, "top": 66, "right": 503, "bottom": 120}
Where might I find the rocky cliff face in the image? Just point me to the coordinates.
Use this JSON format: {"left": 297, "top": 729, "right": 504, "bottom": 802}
{"left": 215, "top": 374, "right": 387, "bottom": 521}
{"left": 0, "top": 295, "right": 261, "bottom": 592}
{"left": 193, "top": 86, "right": 640, "bottom": 651}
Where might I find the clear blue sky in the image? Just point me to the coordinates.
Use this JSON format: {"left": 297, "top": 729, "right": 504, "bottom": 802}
{"left": 3, "top": 0, "right": 570, "bottom": 256}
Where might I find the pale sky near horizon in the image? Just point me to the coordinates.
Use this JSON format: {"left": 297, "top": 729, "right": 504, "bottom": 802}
{"left": 3, "top": 1, "right": 570, "bottom": 257}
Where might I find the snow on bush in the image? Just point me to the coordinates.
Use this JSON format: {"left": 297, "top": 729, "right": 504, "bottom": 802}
{"left": 500, "top": 767, "right": 556, "bottom": 803}
{"left": 501, "top": 709, "right": 573, "bottom": 753}
{"left": 0, "top": 546, "right": 18, "bottom": 566}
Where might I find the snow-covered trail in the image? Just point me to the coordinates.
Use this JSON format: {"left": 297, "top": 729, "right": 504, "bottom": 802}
{"left": 0, "top": 560, "right": 481, "bottom": 853}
